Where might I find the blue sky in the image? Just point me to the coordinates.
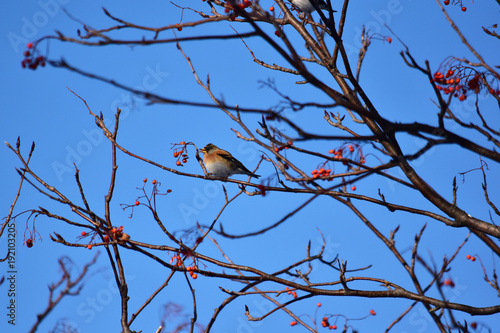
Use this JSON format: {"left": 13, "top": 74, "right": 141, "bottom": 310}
{"left": 1, "top": 1, "right": 499, "bottom": 332}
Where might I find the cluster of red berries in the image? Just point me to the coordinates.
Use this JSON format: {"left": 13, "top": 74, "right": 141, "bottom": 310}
{"left": 173, "top": 141, "right": 188, "bottom": 166}
{"left": 320, "top": 317, "right": 337, "bottom": 330}
{"left": 274, "top": 141, "right": 293, "bottom": 153}
{"left": 21, "top": 43, "right": 46, "bottom": 70}
{"left": 171, "top": 254, "right": 183, "bottom": 266}
{"left": 101, "top": 226, "right": 129, "bottom": 245}
{"left": 311, "top": 167, "right": 332, "bottom": 180}
{"left": 442, "top": 278, "right": 455, "bottom": 288}
{"left": 80, "top": 226, "right": 129, "bottom": 250}
{"left": 433, "top": 69, "right": 499, "bottom": 101}
{"left": 285, "top": 287, "right": 298, "bottom": 298}
{"left": 466, "top": 254, "right": 476, "bottom": 262}
{"left": 433, "top": 70, "right": 463, "bottom": 98}
{"left": 224, "top": 0, "right": 252, "bottom": 20}
{"left": 186, "top": 265, "right": 198, "bottom": 279}
{"left": 171, "top": 255, "right": 198, "bottom": 279}
{"left": 443, "top": 0, "right": 467, "bottom": 11}
{"left": 329, "top": 147, "right": 345, "bottom": 157}
{"left": 329, "top": 145, "right": 365, "bottom": 164}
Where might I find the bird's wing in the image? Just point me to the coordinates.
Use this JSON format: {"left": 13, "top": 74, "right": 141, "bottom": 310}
{"left": 217, "top": 150, "right": 253, "bottom": 173}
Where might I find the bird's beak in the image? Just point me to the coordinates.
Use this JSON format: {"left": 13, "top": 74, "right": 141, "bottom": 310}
{"left": 200, "top": 148, "right": 206, "bottom": 154}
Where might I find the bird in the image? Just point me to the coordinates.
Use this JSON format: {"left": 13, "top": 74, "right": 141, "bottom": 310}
{"left": 199, "top": 143, "right": 261, "bottom": 179}
{"left": 289, "top": 0, "right": 328, "bottom": 14}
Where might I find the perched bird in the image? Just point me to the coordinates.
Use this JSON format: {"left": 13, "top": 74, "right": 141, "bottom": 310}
{"left": 290, "top": 0, "right": 328, "bottom": 13}
{"left": 200, "top": 143, "right": 261, "bottom": 179}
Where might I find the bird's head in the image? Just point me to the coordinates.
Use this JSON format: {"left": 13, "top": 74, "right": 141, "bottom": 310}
{"left": 200, "top": 143, "right": 218, "bottom": 154}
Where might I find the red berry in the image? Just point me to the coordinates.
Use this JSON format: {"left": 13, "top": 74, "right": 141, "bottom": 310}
{"left": 387, "top": 37, "right": 392, "bottom": 43}
{"left": 270, "top": 6, "right": 274, "bottom": 11}
{"left": 134, "top": 200, "right": 140, "bottom": 206}
{"left": 461, "top": 6, "right": 467, "bottom": 12}
{"left": 176, "top": 160, "right": 182, "bottom": 166}
{"left": 26, "top": 239, "right": 33, "bottom": 248}
{"left": 81, "top": 231, "right": 87, "bottom": 236}
{"left": 444, "top": 0, "right": 450, "bottom": 5}
{"left": 27, "top": 42, "right": 33, "bottom": 49}
{"left": 23, "top": 50, "right": 30, "bottom": 57}
{"left": 370, "top": 309, "right": 376, "bottom": 315}
{"left": 443, "top": 279, "right": 455, "bottom": 287}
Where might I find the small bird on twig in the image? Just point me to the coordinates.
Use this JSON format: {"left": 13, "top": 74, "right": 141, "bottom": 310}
{"left": 200, "top": 143, "right": 261, "bottom": 179}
